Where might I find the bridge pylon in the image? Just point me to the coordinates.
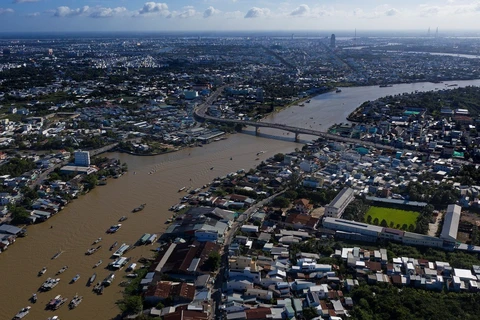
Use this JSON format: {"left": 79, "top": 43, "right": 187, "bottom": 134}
{"left": 255, "top": 126, "right": 260, "bottom": 136}
{"left": 295, "top": 132, "right": 300, "bottom": 142}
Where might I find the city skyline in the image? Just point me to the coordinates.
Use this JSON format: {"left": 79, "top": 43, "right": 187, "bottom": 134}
{"left": 0, "top": 1, "right": 480, "bottom": 33}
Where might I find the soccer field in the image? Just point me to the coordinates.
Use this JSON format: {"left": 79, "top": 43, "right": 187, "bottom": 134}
{"left": 365, "top": 206, "right": 419, "bottom": 228}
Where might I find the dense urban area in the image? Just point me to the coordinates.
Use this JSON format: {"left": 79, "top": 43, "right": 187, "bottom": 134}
{"left": 3, "top": 34, "right": 480, "bottom": 320}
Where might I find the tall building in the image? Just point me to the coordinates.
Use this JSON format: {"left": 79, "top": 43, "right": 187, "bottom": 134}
{"left": 74, "top": 150, "right": 91, "bottom": 167}
{"left": 330, "top": 34, "right": 336, "bottom": 49}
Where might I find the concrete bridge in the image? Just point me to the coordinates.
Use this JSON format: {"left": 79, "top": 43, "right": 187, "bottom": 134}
{"left": 194, "top": 97, "right": 396, "bottom": 152}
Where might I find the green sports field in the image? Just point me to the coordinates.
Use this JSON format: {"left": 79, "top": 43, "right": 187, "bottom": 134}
{"left": 365, "top": 206, "right": 419, "bottom": 228}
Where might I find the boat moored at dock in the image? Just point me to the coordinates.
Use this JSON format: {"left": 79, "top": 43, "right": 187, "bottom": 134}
{"left": 102, "top": 273, "right": 115, "bottom": 286}
{"left": 112, "top": 243, "right": 130, "bottom": 257}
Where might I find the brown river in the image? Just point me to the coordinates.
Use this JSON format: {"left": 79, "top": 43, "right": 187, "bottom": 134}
{"left": 1, "top": 79, "right": 480, "bottom": 319}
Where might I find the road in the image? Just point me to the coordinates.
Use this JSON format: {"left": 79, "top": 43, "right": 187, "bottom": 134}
{"left": 211, "top": 190, "right": 285, "bottom": 319}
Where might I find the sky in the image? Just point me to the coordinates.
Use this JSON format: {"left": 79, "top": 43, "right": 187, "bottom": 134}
{"left": 0, "top": 1, "right": 480, "bottom": 33}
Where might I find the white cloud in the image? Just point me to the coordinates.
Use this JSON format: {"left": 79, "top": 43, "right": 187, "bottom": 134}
{"left": 53, "top": 6, "right": 89, "bottom": 18}
{"left": 138, "top": 2, "right": 169, "bottom": 16}
{"left": 203, "top": 6, "right": 220, "bottom": 18}
{"left": 385, "top": 8, "right": 399, "bottom": 16}
{"left": 51, "top": 6, "right": 127, "bottom": 18}
{"left": 0, "top": 8, "right": 14, "bottom": 15}
{"left": 13, "top": 0, "right": 38, "bottom": 3}
{"left": 27, "top": 12, "right": 40, "bottom": 17}
{"left": 90, "top": 7, "right": 127, "bottom": 19}
{"left": 244, "top": 7, "right": 270, "bottom": 19}
{"left": 290, "top": 4, "right": 310, "bottom": 17}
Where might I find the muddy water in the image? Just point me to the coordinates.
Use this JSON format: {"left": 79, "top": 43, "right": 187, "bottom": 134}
{"left": 0, "top": 135, "right": 301, "bottom": 320}
{"left": 1, "top": 79, "right": 479, "bottom": 319}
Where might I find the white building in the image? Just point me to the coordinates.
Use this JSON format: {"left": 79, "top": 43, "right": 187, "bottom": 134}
{"left": 74, "top": 150, "right": 91, "bottom": 167}
{"left": 440, "top": 204, "right": 461, "bottom": 243}
{"left": 324, "top": 187, "right": 355, "bottom": 218}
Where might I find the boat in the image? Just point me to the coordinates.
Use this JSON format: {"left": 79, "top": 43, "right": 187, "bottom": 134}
{"left": 70, "top": 274, "right": 80, "bottom": 284}
{"left": 102, "top": 273, "right": 115, "bottom": 286}
{"left": 13, "top": 306, "right": 31, "bottom": 319}
{"left": 51, "top": 250, "right": 64, "bottom": 260}
{"left": 109, "top": 241, "right": 118, "bottom": 251}
{"left": 306, "top": 99, "right": 311, "bottom": 103}
{"left": 118, "top": 216, "right": 127, "bottom": 222}
{"left": 139, "top": 233, "right": 151, "bottom": 245}
{"left": 132, "top": 203, "right": 146, "bottom": 213}
{"left": 38, "top": 267, "right": 47, "bottom": 276}
{"left": 210, "top": 167, "right": 214, "bottom": 170}
{"left": 68, "top": 294, "right": 82, "bottom": 309}
{"left": 48, "top": 295, "right": 68, "bottom": 310}
{"left": 178, "top": 187, "right": 186, "bottom": 192}
{"left": 93, "top": 282, "right": 101, "bottom": 292}
{"left": 88, "top": 273, "right": 97, "bottom": 285}
{"left": 56, "top": 266, "right": 68, "bottom": 275}
{"left": 94, "top": 259, "right": 103, "bottom": 268}
{"left": 336, "top": 88, "right": 342, "bottom": 93}
{"left": 30, "top": 293, "right": 37, "bottom": 303}
{"left": 92, "top": 237, "right": 102, "bottom": 244}
{"left": 85, "top": 245, "right": 102, "bottom": 255}
{"left": 112, "top": 243, "right": 130, "bottom": 257}
{"left": 47, "top": 316, "right": 60, "bottom": 320}
{"left": 106, "top": 224, "right": 122, "bottom": 234}
{"left": 299, "top": 103, "right": 305, "bottom": 107}
{"left": 98, "top": 285, "right": 104, "bottom": 295}
{"left": 40, "top": 278, "right": 60, "bottom": 291}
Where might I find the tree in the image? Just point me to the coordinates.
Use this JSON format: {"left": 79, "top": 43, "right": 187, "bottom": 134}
{"left": 273, "top": 153, "right": 285, "bottom": 162}
{"left": 284, "top": 190, "right": 298, "bottom": 200}
{"left": 118, "top": 296, "right": 142, "bottom": 314}
{"left": 271, "top": 197, "right": 290, "bottom": 208}
{"left": 373, "top": 217, "right": 379, "bottom": 225}
{"left": 380, "top": 219, "right": 388, "bottom": 227}
{"left": 303, "top": 307, "right": 319, "bottom": 320}
{"left": 204, "top": 251, "right": 221, "bottom": 271}
{"left": 10, "top": 206, "right": 30, "bottom": 224}
{"left": 366, "top": 215, "right": 372, "bottom": 224}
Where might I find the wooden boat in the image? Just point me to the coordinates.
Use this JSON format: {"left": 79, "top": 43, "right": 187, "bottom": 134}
{"left": 51, "top": 250, "right": 64, "bottom": 260}
{"left": 132, "top": 203, "right": 146, "bottom": 213}
{"left": 118, "top": 216, "right": 127, "bottom": 222}
{"left": 109, "top": 241, "right": 118, "bottom": 251}
{"left": 88, "top": 273, "right": 97, "bottom": 285}
{"left": 70, "top": 274, "right": 80, "bottom": 284}
{"left": 56, "top": 266, "right": 68, "bottom": 275}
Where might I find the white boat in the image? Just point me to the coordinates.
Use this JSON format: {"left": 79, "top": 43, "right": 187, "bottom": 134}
{"left": 93, "top": 237, "right": 102, "bottom": 244}
{"left": 68, "top": 294, "right": 82, "bottom": 309}
{"left": 178, "top": 187, "right": 186, "bottom": 192}
{"left": 38, "top": 267, "right": 47, "bottom": 276}
{"left": 47, "top": 317, "right": 60, "bottom": 320}
{"left": 30, "top": 293, "right": 37, "bottom": 303}
{"left": 94, "top": 260, "right": 103, "bottom": 268}
{"left": 13, "top": 306, "right": 31, "bottom": 319}
{"left": 88, "top": 273, "right": 97, "bottom": 285}
{"left": 40, "top": 278, "right": 60, "bottom": 291}
{"left": 48, "top": 295, "right": 68, "bottom": 310}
